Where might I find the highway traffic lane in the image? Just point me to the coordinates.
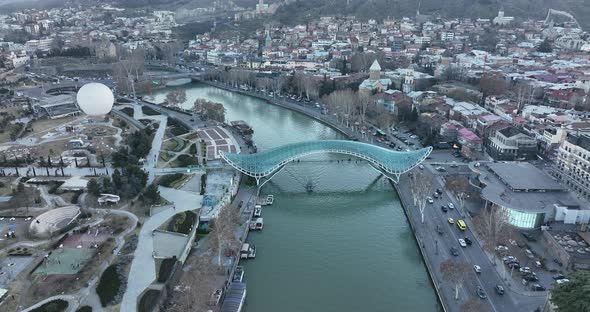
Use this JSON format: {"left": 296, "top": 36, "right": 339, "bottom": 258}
{"left": 424, "top": 164, "right": 544, "bottom": 311}
{"left": 423, "top": 168, "right": 516, "bottom": 312}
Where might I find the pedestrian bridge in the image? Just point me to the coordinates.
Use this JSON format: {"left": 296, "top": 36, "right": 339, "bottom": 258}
{"left": 220, "top": 140, "right": 432, "bottom": 185}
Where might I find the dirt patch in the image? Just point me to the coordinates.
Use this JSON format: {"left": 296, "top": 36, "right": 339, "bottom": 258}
{"left": 94, "top": 136, "right": 117, "bottom": 157}
{"left": 29, "top": 116, "right": 78, "bottom": 134}
{"left": 31, "top": 139, "right": 70, "bottom": 158}
{"left": 82, "top": 125, "right": 118, "bottom": 137}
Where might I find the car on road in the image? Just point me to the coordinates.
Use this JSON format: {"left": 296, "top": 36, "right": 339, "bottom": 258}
{"left": 457, "top": 219, "right": 467, "bottom": 230}
{"left": 531, "top": 284, "right": 546, "bottom": 291}
{"left": 427, "top": 197, "right": 434, "bottom": 204}
{"left": 450, "top": 246, "right": 459, "bottom": 256}
{"left": 418, "top": 164, "right": 424, "bottom": 170}
{"left": 237, "top": 201, "right": 243, "bottom": 209}
{"left": 448, "top": 218, "right": 454, "bottom": 224}
{"left": 476, "top": 286, "right": 487, "bottom": 299}
{"left": 434, "top": 223, "right": 441, "bottom": 232}
{"left": 464, "top": 237, "right": 472, "bottom": 245}
{"left": 495, "top": 245, "right": 509, "bottom": 252}
{"left": 441, "top": 205, "right": 448, "bottom": 213}
{"left": 495, "top": 285, "right": 505, "bottom": 295}
{"left": 473, "top": 265, "right": 482, "bottom": 274}
{"left": 524, "top": 274, "right": 539, "bottom": 282}
{"left": 458, "top": 238, "right": 467, "bottom": 247}
{"left": 435, "top": 167, "right": 446, "bottom": 172}
{"left": 556, "top": 278, "right": 570, "bottom": 284}
{"left": 552, "top": 274, "right": 566, "bottom": 280}
{"left": 519, "top": 267, "right": 531, "bottom": 274}
{"left": 447, "top": 203, "right": 455, "bottom": 209}
{"left": 503, "top": 256, "right": 517, "bottom": 263}
{"left": 508, "top": 262, "right": 521, "bottom": 270}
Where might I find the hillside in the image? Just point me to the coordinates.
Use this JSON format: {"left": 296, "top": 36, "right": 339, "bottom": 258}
{"left": 271, "top": 0, "right": 589, "bottom": 30}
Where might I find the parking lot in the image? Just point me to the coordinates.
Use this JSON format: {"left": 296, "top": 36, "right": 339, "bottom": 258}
{"left": 0, "top": 256, "right": 34, "bottom": 287}
{"left": 0, "top": 216, "right": 32, "bottom": 240}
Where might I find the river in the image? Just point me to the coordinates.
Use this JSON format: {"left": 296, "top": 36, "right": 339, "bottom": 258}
{"left": 153, "top": 84, "right": 440, "bottom": 312}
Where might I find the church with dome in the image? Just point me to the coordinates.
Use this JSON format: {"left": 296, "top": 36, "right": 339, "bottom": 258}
{"left": 359, "top": 60, "right": 392, "bottom": 94}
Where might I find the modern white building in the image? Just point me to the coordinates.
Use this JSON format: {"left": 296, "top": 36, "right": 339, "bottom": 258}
{"left": 478, "top": 162, "right": 590, "bottom": 229}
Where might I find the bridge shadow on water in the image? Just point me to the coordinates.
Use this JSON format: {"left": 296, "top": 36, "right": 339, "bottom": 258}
{"left": 264, "top": 159, "right": 397, "bottom": 194}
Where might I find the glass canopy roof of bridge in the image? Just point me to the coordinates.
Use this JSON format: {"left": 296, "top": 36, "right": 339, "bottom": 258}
{"left": 220, "top": 140, "right": 432, "bottom": 178}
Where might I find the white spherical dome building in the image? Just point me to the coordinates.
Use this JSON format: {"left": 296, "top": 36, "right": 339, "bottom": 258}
{"left": 76, "top": 83, "right": 114, "bottom": 116}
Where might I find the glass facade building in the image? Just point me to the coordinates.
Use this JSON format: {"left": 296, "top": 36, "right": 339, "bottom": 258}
{"left": 502, "top": 206, "right": 544, "bottom": 229}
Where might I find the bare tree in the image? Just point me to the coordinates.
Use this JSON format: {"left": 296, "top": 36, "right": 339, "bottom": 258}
{"left": 169, "top": 255, "right": 216, "bottom": 311}
{"left": 473, "top": 205, "right": 515, "bottom": 268}
{"left": 372, "top": 105, "right": 394, "bottom": 131}
{"left": 444, "top": 176, "right": 475, "bottom": 214}
{"left": 112, "top": 47, "right": 146, "bottom": 98}
{"left": 357, "top": 91, "right": 372, "bottom": 126}
{"left": 322, "top": 89, "right": 358, "bottom": 127}
{"left": 302, "top": 76, "right": 319, "bottom": 100}
{"left": 292, "top": 71, "right": 306, "bottom": 97}
{"left": 479, "top": 72, "right": 506, "bottom": 101}
{"left": 408, "top": 169, "right": 434, "bottom": 224}
{"left": 209, "top": 203, "right": 240, "bottom": 267}
{"left": 440, "top": 259, "right": 470, "bottom": 300}
{"left": 461, "top": 298, "right": 491, "bottom": 312}
{"left": 166, "top": 89, "right": 187, "bottom": 108}
{"left": 440, "top": 65, "right": 466, "bottom": 82}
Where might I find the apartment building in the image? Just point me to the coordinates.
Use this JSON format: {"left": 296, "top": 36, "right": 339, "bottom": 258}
{"left": 554, "top": 133, "right": 590, "bottom": 199}
{"left": 487, "top": 127, "right": 537, "bottom": 160}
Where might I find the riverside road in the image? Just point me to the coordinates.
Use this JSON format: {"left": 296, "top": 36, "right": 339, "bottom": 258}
{"left": 396, "top": 164, "right": 547, "bottom": 312}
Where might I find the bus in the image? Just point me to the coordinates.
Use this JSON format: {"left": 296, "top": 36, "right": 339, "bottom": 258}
{"left": 457, "top": 220, "right": 467, "bottom": 231}
{"left": 374, "top": 128, "right": 386, "bottom": 137}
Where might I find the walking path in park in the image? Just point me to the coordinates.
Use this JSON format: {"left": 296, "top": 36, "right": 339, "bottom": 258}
{"left": 120, "top": 186, "right": 202, "bottom": 312}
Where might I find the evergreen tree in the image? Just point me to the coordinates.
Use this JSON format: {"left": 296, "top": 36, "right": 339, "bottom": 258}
{"left": 112, "top": 169, "right": 123, "bottom": 190}
{"left": 87, "top": 178, "right": 101, "bottom": 196}
{"left": 537, "top": 39, "right": 553, "bottom": 53}
{"left": 551, "top": 271, "right": 590, "bottom": 312}
{"left": 409, "top": 106, "right": 419, "bottom": 121}
{"left": 142, "top": 183, "right": 161, "bottom": 205}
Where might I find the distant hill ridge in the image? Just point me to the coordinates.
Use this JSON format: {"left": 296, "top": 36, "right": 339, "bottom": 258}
{"left": 268, "top": 0, "right": 588, "bottom": 29}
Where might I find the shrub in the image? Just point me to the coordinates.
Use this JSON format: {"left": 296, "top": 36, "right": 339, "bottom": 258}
{"left": 170, "top": 126, "right": 188, "bottom": 136}
{"left": 30, "top": 299, "right": 68, "bottom": 312}
{"left": 96, "top": 265, "right": 122, "bottom": 307}
{"left": 176, "top": 155, "right": 198, "bottom": 167}
{"left": 76, "top": 306, "right": 92, "bottom": 312}
{"left": 120, "top": 107, "right": 134, "bottom": 117}
{"left": 157, "top": 258, "right": 177, "bottom": 283}
{"left": 200, "top": 174, "right": 207, "bottom": 195}
{"left": 167, "top": 211, "right": 196, "bottom": 234}
{"left": 141, "top": 106, "right": 160, "bottom": 116}
{"left": 138, "top": 289, "right": 161, "bottom": 312}
{"left": 157, "top": 173, "right": 184, "bottom": 188}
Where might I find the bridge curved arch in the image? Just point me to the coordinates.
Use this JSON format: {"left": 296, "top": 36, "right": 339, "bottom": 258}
{"left": 219, "top": 140, "right": 432, "bottom": 183}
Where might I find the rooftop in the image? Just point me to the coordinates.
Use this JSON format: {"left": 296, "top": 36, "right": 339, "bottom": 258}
{"left": 487, "top": 162, "right": 564, "bottom": 191}
{"left": 479, "top": 163, "right": 587, "bottom": 214}
{"left": 369, "top": 59, "right": 381, "bottom": 71}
